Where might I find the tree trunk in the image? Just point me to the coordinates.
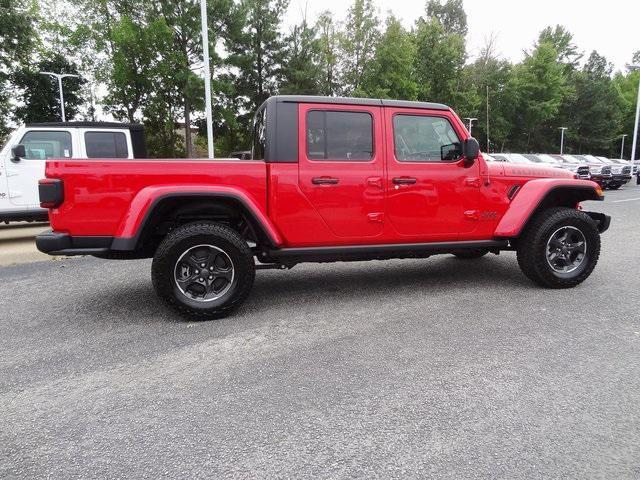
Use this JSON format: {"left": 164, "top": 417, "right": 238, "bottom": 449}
{"left": 184, "top": 86, "right": 192, "bottom": 158}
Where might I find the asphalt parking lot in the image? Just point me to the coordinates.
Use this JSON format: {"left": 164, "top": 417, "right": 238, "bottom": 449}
{"left": 1, "top": 187, "right": 639, "bottom": 479}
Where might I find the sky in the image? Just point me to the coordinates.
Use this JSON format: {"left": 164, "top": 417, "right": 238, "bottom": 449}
{"left": 285, "top": 0, "right": 640, "bottom": 72}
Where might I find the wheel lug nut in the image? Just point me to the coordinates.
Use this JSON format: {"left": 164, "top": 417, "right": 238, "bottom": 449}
{"left": 199, "top": 278, "right": 204, "bottom": 282}
{"left": 195, "top": 270, "right": 199, "bottom": 274}
{"left": 201, "top": 263, "right": 206, "bottom": 268}
{"left": 209, "top": 276, "right": 213, "bottom": 280}
{"left": 209, "top": 266, "right": 214, "bottom": 271}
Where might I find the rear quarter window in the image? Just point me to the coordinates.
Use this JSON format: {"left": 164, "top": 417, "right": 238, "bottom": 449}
{"left": 85, "top": 131, "right": 129, "bottom": 158}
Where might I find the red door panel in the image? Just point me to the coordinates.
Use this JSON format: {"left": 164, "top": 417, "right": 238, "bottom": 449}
{"left": 298, "top": 104, "right": 385, "bottom": 239}
{"left": 384, "top": 108, "right": 481, "bottom": 241}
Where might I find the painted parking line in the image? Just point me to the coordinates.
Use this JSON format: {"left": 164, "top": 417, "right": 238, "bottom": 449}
{"left": 612, "top": 197, "right": 640, "bottom": 203}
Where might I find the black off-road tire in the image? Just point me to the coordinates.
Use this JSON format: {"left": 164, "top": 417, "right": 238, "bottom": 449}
{"left": 152, "top": 222, "right": 255, "bottom": 320}
{"left": 452, "top": 249, "right": 489, "bottom": 259}
{"left": 516, "top": 207, "right": 600, "bottom": 289}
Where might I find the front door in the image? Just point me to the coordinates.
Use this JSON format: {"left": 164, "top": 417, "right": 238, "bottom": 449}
{"left": 384, "top": 108, "right": 480, "bottom": 241}
{"left": 298, "top": 103, "right": 385, "bottom": 239}
{"left": 7, "top": 129, "right": 73, "bottom": 207}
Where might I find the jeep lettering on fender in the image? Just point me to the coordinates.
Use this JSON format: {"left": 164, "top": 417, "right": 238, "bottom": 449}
{"left": 36, "top": 96, "right": 610, "bottom": 320}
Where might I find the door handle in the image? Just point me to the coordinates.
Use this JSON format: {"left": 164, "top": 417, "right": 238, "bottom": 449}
{"left": 392, "top": 177, "right": 417, "bottom": 185}
{"left": 312, "top": 177, "right": 339, "bottom": 185}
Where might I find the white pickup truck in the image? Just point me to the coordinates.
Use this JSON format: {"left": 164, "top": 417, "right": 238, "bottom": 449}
{"left": 0, "top": 122, "right": 146, "bottom": 223}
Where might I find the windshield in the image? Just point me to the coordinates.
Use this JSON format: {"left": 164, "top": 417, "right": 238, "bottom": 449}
{"left": 573, "top": 154, "right": 598, "bottom": 163}
{"left": 523, "top": 154, "right": 549, "bottom": 163}
{"left": 556, "top": 155, "right": 579, "bottom": 164}
{"left": 535, "top": 154, "right": 560, "bottom": 164}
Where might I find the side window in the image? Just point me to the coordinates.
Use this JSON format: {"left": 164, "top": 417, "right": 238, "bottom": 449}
{"left": 85, "top": 132, "right": 129, "bottom": 158}
{"left": 393, "top": 115, "right": 461, "bottom": 162}
{"left": 252, "top": 106, "right": 267, "bottom": 161}
{"left": 307, "top": 110, "right": 373, "bottom": 161}
{"left": 19, "top": 131, "right": 72, "bottom": 160}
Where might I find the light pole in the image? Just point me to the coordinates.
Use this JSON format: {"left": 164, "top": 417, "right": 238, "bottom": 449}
{"left": 39, "top": 72, "right": 80, "bottom": 122}
{"left": 200, "top": 0, "right": 214, "bottom": 159}
{"left": 627, "top": 64, "right": 640, "bottom": 169}
{"left": 559, "top": 127, "right": 568, "bottom": 155}
{"left": 463, "top": 117, "right": 477, "bottom": 136}
{"left": 620, "top": 134, "right": 628, "bottom": 159}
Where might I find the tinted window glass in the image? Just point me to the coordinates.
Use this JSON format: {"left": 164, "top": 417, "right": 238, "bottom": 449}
{"left": 252, "top": 106, "right": 267, "bottom": 160}
{"left": 307, "top": 111, "right": 373, "bottom": 161}
{"left": 19, "top": 131, "right": 72, "bottom": 160}
{"left": 85, "top": 132, "right": 128, "bottom": 158}
{"left": 393, "top": 115, "right": 461, "bottom": 162}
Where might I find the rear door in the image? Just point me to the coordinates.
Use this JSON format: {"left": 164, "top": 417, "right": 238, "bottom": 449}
{"left": 384, "top": 108, "right": 481, "bottom": 241}
{"left": 7, "top": 129, "right": 73, "bottom": 207}
{"left": 298, "top": 103, "right": 385, "bottom": 239}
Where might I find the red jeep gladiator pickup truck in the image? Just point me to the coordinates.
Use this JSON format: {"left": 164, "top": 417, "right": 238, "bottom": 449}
{"left": 36, "top": 95, "right": 610, "bottom": 319}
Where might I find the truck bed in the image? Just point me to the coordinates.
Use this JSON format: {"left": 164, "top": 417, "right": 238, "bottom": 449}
{"left": 45, "top": 159, "right": 268, "bottom": 236}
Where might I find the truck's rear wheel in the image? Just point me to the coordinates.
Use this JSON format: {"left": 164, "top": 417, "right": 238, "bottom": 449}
{"left": 516, "top": 207, "right": 600, "bottom": 289}
{"left": 152, "top": 222, "right": 255, "bottom": 320}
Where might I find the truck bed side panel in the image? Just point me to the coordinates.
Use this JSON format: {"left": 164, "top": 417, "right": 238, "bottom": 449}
{"left": 46, "top": 159, "right": 268, "bottom": 237}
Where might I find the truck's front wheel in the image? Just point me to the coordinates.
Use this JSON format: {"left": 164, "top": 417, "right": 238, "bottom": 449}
{"left": 516, "top": 207, "right": 600, "bottom": 288}
{"left": 152, "top": 222, "right": 255, "bottom": 320}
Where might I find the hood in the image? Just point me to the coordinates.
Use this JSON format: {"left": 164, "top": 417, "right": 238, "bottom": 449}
{"left": 486, "top": 161, "right": 574, "bottom": 180}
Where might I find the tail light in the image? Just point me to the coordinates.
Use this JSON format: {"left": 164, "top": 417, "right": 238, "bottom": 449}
{"left": 39, "top": 178, "right": 64, "bottom": 209}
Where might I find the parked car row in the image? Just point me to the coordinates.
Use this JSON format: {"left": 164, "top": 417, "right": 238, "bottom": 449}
{"left": 484, "top": 153, "right": 635, "bottom": 190}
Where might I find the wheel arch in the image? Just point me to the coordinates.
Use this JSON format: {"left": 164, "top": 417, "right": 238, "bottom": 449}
{"left": 111, "top": 188, "right": 282, "bottom": 253}
{"left": 494, "top": 180, "right": 603, "bottom": 239}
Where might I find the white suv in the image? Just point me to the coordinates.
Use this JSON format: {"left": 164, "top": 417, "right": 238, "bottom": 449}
{"left": 0, "top": 122, "right": 146, "bottom": 223}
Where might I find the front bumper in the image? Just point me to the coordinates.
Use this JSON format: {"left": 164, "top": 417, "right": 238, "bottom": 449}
{"left": 36, "top": 230, "right": 113, "bottom": 255}
{"left": 586, "top": 212, "right": 611, "bottom": 234}
{"left": 611, "top": 174, "right": 632, "bottom": 184}
{"left": 590, "top": 174, "right": 613, "bottom": 184}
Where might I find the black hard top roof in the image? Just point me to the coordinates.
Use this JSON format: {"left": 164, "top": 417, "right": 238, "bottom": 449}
{"left": 26, "top": 121, "right": 144, "bottom": 130}
{"left": 272, "top": 95, "right": 450, "bottom": 111}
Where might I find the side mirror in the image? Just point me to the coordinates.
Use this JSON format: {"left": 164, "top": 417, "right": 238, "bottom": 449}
{"left": 11, "top": 145, "right": 26, "bottom": 162}
{"left": 462, "top": 137, "right": 480, "bottom": 166}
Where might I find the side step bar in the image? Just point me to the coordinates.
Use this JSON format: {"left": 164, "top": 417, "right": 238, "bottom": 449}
{"left": 262, "top": 240, "right": 509, "bottom": 264}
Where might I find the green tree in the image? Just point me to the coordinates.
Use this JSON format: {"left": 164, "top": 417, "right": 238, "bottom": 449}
{"left": 339, "top": 0, "right": 379, "bottom": 94}
{"left": 13, "top": 52, "right": 86, "bottom": 123}
{"left": 563, "top": 51, "right": 620, "bottom": 155}
{"left": 464, "top": 36, "right": 514, "bottom": 152}
{"left": 227, "top": 0, "right": 289, "bottom": 117}
{"left": 613, "top": 61, "right": 640, "bottom": 159}
{"left": 0, "top": 0, "right": 37, "bottom": 138}
{"left": 104, "top": 17, "right": 173, "bottom": 123}
{"left": 280, "top": 18, "right": 323, "bottom": 95}
{"left": 315, "top": 11, "right": 340, "bottom": 96}
{"left": 507, "top": 42, "right": 568, "bottom": 152}
{"left": 358, "top": 15, "right": 418, "bottom": 100}
{"left": 425, "top": 0, "right": 467, "bottom": 36}
{"left": 537, "top": 25, "right": 582, "bottom": 69}
{"left": 414, "top": 16, "right": 466, "bottom": 106}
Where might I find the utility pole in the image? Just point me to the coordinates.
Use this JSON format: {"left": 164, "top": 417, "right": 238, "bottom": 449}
{"left": 627, "top": 64, "right": 640, "bottom": 168}
{"left": 463, "top": 117, "right": 477, "bottom": 136}
{"left": 40, "top": 72, "right": 80, "bottom": 122}
{"left": 559, "top": 127, "right": 568, "bottom": 155}
{"left": 200, "top": 0, "right": 215, "bottom": 159}
{"left": 620, "top": 134, "right": 628, "bottom": 159}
